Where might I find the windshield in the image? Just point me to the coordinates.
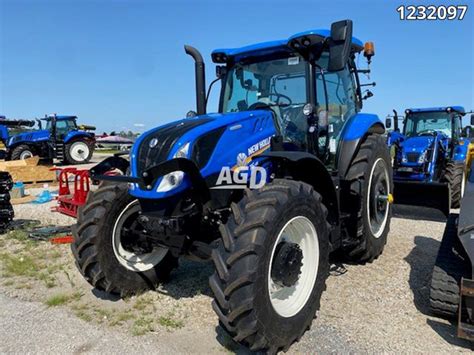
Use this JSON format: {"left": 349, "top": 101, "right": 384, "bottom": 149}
{"left": 45, "top": 119, "right": 77, "bottom": 131}
{"left": 222, "top": 54, "right": 311, "bottom": 148}
{"left": 222, "top": 54, "right": 308, "bottom": 113}
{"left": 404, "top": 112, "right": 453, "bottom": 137}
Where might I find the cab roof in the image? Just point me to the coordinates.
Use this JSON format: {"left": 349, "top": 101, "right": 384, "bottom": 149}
{"left": 212, "top": 29, "right": 364, "bottom": 63}
{"left": 42, "top": 115, "right": 77, "bottom": 121}
{"left": 406, "top": 107, "right": 466, "bottom": 115}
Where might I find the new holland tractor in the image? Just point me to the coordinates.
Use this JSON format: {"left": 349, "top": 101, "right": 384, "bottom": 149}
{"left": 1, "top": 114, "right": 96, "bottom": 164}
{"left": 72, "top": 20, "right": 393, "bottom": 352}
{"left": 386, "top": 107, "right": 472, "bottom": 215}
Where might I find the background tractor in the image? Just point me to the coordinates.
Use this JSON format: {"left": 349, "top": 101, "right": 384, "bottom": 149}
{"left": 386, "top": 107, "right": 473, "bottom": 215}
{"left": 72, "top": 20, "right": 393, "bottom": 352}
{"left": 1, "top": 114, "right": 96, "bottom": 164}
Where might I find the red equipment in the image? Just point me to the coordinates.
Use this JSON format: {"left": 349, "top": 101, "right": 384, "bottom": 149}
{"left": 51, "top": 168, "right": 91, "bottom": 218}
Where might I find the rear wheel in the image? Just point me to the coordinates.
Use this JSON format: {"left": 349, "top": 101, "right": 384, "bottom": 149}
{"left": 444, "top": 162, "right": 465, "bottom": 208}
{"left": 65, "top": 140, "right": 93, "bottom": 164}
{"left": 72, "top": 183, "right": 178, "bottom": 297}
{"left": 344, "top": 134, "right": 393, "bottom": 262}
{"left": 10, "top": 144, "right": 35, "bottom": 160}
{"left": 429, "top": 214, "right": 470, "bottom": 318}
{"left": 210, "top": 180, "right": 330, "bottom": 353}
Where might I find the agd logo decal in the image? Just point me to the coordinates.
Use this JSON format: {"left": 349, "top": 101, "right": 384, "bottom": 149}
{"left": 211, "top": 152, "right": 267, "bottom": 190}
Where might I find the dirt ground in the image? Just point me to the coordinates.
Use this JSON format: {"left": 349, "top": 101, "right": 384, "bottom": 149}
{"left": 0, "top": 161, "right": 472, "bottom": 353}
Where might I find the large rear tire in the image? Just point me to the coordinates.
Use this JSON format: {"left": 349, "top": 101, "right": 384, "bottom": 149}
{"left": 444, "top": 162, "right": 465, "bottom": 209}
{"left": 429, "top": 214, "right": 470, "bottom": 318}
{"left": 65, "top": 140, "right": 93, "bottom": 164}
{"left": 71, "top": 183, "right": 178, "bottom": 297}
{"left": 210, "top": 180, "right": 330, "bottom": 353}
{"left": 343, "top": 134, "right": 393, "bottom": 263}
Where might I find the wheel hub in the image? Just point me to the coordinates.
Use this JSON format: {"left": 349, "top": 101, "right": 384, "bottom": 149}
{"left": 271, "top": 242, "right": 303, "bottom": 287}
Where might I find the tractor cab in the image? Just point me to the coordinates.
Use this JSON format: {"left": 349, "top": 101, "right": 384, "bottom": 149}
{"left": 42, "top": 115, "right": 78, "bottom": 139}
{"left": 212, "top": 29, "right": 374, "bottom": 168}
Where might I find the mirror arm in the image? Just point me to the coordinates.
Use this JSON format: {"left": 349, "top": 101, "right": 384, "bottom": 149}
{"left": 205, "top": 77, "right": 221, "bottom": 106}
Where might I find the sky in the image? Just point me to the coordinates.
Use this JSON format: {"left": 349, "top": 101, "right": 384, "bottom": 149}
{"left": 0, "top": 0, "right": 473, "bottom": 133}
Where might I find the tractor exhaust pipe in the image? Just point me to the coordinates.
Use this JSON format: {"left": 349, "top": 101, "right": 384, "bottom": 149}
{"left": 184, "top": 45, "right": 206, "bottom": 116}
{"left": 393, "top": 109, "right": 399, "bottom": 132}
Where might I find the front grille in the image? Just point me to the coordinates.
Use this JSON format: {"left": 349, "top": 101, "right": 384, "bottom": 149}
{"left": 406, "top": 152, "right": 419, "bottom": 163}
{"left": 136, "top": 118, "right": 211, "bottom": 175}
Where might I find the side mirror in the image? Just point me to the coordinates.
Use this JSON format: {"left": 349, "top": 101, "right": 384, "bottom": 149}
{"left": 464, "top": 126, "right": 473, "bottom": 138}
{"left": 385, "top": 118, "right": 392, "bottom": 129}
{"left": 328, "top": 19, "right": 353, "bottom": 72}
{"left": 470, "top": 114, "right": 474, "bottom": 126}
{"left": 216, "top": 65, "right": 227, "bottom": 79}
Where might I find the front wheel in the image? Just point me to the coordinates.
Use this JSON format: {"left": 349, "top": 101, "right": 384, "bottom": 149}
{"left": 210, "top": 180, "right": 330, "bottom": 353}
{"left": 10, "top": 144, "right": 36, "bottom": 160}
{"left": 65, "top": 140, "right": 93, "bottom": 164}
{"left": 71, "top": 183, "right": 178, "bottom": 297}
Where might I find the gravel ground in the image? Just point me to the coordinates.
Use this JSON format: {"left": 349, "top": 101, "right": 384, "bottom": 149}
{"left": 1, "top": 189, "right": 473, "bottom": 352}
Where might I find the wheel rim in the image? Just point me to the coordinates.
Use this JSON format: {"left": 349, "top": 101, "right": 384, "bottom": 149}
{"left": 19, "top": 150, "right": 33, "bottom": 160}
{"left": 268, "top": 216, "right": 319, "bottom": 318}
{"left": 112, "top": 200, "right": 168, "bottom": 272}
{"left": 69, "top": 141, "right": 90, "bottom": 162}
{"left": 461, "top": 170, "right": 466, "bottom": 200}
{"left": 367, "top": 158, "right": 390, "bottom": 238}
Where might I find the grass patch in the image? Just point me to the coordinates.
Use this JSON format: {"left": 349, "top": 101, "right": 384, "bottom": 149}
{"left": 45, "top": 292, "right": 81, "bottom": 307}
{"left": 133, "top": 296, "right": 154, "bottom": 311}
{"left": 75, "top": 309, "right": 93, "bottom": 322}
{"left": 0, "top": 253, "right": 40, "bottom": 277}
{"left": 109, "top": 311, "right": 135, "bottom": 326}
{"left": 132, "top": 317, "right": 154, "bottom": 336}
{"left": 158, "top": 315, "right": 184, "bottom": 329}
{"left": 7, "top": 229, "right": 28, "bottom": 242}
{"left": 45, "top": 293, "right": 70, "bottom": 307}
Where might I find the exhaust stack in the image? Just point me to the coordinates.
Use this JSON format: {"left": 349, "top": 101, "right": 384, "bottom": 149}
{"left": 184, "top": 45, "right": 206, "bottom": 115}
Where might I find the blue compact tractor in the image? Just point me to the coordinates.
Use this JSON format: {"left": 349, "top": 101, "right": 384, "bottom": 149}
{"left": 73, "top": 20, "right": 393, "bottom": 352}
{"left": 0, "top": 114, "right": 95, "bottom": 164}
{"left": 387, "top": 107, "right": 472, "bottom": 215}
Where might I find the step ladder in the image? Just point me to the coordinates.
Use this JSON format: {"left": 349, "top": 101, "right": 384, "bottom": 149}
{"left": 54, "top": 142, "right": 65, "bottom": 161}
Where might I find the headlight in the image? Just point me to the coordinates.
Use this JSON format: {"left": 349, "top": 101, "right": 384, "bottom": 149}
{"left": 156, "top": 142, "right": 190, "bottom": 192}
{"left": 402, "top": 154, "right": 408, "bottom": 163}
{"left": 418, "top": 151, "right": 427, "bottom": 164}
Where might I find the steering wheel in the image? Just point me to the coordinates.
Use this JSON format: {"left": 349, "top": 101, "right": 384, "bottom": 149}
{"left": 248, "top": 101, "right": 272, "bottom": 111}
{"left": 269, "top": 93, "right": 292, "bottom": 106}
{"left": 418, "top": 129, "right": 436, "bottom": 136}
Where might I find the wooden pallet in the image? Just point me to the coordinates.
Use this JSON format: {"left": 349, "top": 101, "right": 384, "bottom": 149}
{"left": 0, "top": 157, "right": 57, "bottom": 184}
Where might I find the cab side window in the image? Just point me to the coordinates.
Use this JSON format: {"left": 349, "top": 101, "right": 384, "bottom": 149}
{"left": 324, "top": 67, "right": 357, "bottom": 122}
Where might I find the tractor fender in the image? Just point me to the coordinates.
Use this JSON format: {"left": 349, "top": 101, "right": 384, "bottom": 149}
{"left": 452, "top": 139, "right": 469, "bottom": 164}
{"left": 260, "top": 151, "right": 339, "bottom": 225}
{"left": 337, "top": 113, "right": 385, "bottom": 178}
{"left": 64, "top": 131, "right": 95, "bottom": 144}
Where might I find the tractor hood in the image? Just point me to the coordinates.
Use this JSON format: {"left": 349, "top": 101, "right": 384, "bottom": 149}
{"left": 400, "top": 135, "right": 434, "bottom": 153}
{"left": 129, "top": 110, "right": 278, "bottom": 198}
{"left": 7, "top": 129, "right": 50, "bottom": 147}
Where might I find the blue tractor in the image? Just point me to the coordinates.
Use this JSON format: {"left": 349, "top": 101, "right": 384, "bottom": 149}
{"left": 72, "top": 20, "right": 393, "bottom": 352}
{"left": 1, "top": 114, "right": 96, "bottom": 164}
{"left": 387, "top": 107, "right": 472, "bottom": 214}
